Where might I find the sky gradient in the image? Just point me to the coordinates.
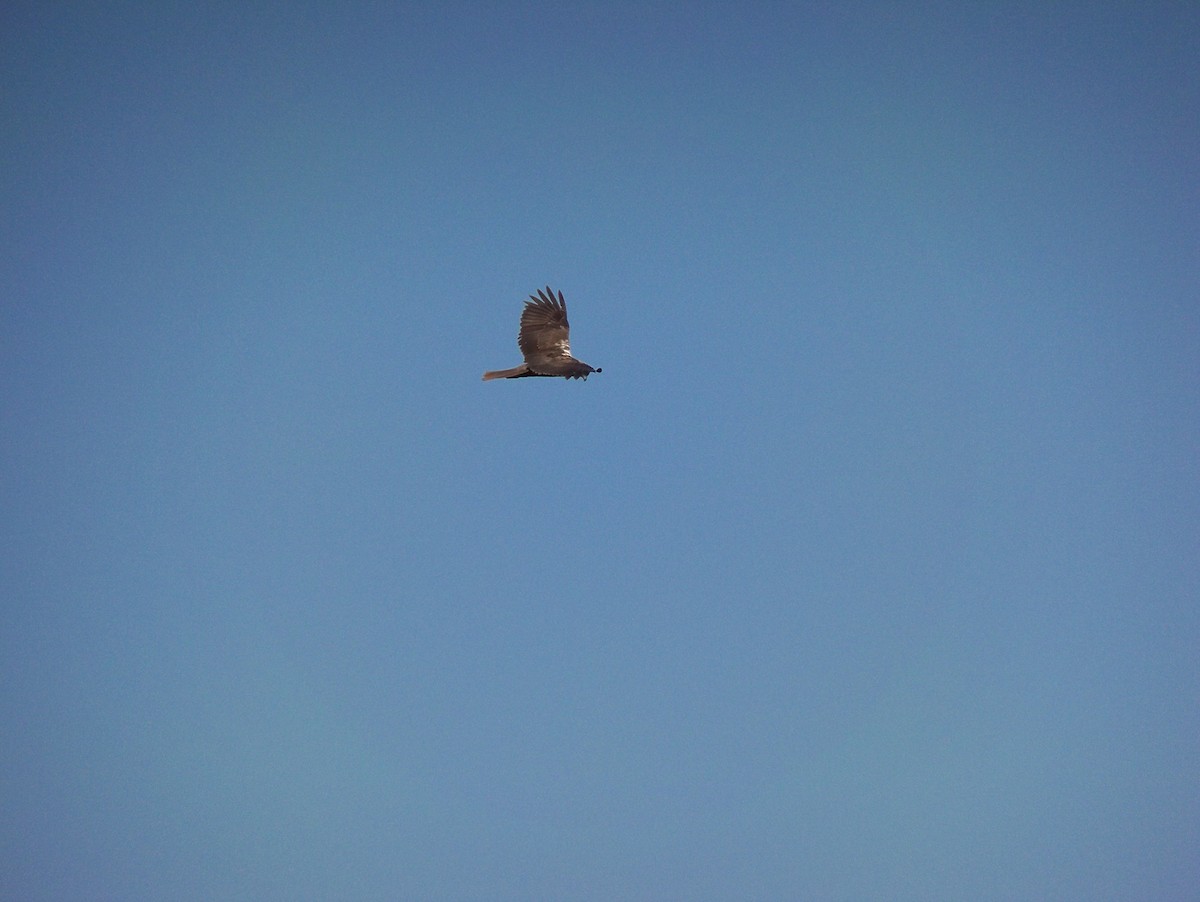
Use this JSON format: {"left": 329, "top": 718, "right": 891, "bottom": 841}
{"left": 2, "top": 3, "right": 1198, "bottom": 899}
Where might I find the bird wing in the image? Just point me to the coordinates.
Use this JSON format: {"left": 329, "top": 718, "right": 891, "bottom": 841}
{"left": 518, "top": 287, "right": 572, "bottom": 363}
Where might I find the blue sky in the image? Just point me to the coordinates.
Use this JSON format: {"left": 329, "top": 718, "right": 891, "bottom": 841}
{"left": 2, "top": 2, "right": 1197, "bottom": 899}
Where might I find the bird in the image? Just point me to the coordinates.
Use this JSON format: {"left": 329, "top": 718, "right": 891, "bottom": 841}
{"left": 482, "top": 286, "right": 602, "bottom": 381}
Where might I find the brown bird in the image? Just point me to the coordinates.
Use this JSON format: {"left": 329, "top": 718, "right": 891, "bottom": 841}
{"left": 482, "top": 286, "right": 602, "bottom": 381}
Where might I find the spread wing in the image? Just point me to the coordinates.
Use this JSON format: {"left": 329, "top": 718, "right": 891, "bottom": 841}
{"left": 518, "top": 287, "right": 572, "bottom": 364}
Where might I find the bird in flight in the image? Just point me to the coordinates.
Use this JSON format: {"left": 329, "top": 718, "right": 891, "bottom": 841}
{"left": 482, "top": 286, "right": 602, "bottom": 381}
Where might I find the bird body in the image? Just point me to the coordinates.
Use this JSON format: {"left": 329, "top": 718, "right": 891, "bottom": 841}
{"left": 482, "top": 287, "right": 601, "bottom": 381}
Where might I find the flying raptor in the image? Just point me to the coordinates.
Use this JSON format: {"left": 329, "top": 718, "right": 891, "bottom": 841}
{"left": 482, "top": 287, "right": 602, "bottom": 381}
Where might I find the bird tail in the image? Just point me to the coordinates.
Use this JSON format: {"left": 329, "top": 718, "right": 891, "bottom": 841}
{"left": 482, "top": 364, "right": 530, "bottom": 381}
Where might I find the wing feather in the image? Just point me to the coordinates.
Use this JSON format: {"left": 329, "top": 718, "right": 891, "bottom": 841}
{"left": 518, "top": 286, "right": 572, "bottom": 363}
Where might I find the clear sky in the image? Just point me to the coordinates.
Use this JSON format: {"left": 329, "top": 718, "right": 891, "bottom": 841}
{"left": 2, "top": 2, "right": 1197, "bottom": 899}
